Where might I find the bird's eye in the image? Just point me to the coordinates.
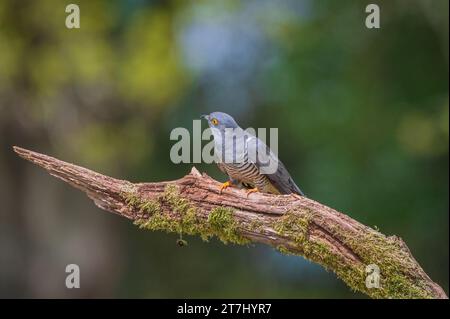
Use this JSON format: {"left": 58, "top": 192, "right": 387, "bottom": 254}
{"left": 211, "top": 118, "right": 219, "bottom": 125}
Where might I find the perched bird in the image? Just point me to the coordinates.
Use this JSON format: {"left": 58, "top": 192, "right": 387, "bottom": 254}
{"left": 201, "top": 112, "right": 304, "bottom": 196}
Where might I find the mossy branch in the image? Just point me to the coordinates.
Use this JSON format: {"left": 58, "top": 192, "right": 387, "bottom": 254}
{"left": 13, "top": 146, "right": 447, "bottom": 299}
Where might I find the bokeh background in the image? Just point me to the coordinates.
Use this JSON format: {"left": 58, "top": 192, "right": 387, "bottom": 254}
{"left": 0, "top": 0, "right": 448, "bottom": 298}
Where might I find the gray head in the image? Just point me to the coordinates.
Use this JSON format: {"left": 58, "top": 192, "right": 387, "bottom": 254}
{"left": 200, "top": 112, "right": 239, "bottom": 130}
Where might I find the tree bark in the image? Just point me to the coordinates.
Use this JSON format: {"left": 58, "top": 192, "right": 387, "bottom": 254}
{"left": 13, "top": 146, "right": 447, "bottom": 299}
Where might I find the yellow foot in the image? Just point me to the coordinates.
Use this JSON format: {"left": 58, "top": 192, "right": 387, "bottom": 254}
{"left": 246, "top": 187, "right": 259, "bottom": 198}
{"left": 219, "top": 181, "right": 232, "bottom": 194}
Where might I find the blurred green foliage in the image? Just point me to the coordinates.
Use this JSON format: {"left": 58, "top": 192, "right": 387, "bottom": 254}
{"left": 0, "top": 0, "right": 448, "bottom": 298}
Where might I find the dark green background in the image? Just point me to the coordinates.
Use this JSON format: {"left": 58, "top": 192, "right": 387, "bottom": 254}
{"left": 0, "top": 0, "right": 448, "bottom": 298}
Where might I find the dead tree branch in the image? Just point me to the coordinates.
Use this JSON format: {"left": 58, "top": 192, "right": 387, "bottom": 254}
{"left": 13, "top": 146, "right": 447, "bottom": 299}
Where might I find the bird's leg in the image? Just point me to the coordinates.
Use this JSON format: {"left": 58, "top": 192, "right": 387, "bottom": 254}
{"left": 219, "top": 180, "right": 237, "bottom": 194}
{"left": 245, "top": 187, "right": 259, "bottom": 197}
{"left": 219, "top": 181, "right": 231, "bottom": 194}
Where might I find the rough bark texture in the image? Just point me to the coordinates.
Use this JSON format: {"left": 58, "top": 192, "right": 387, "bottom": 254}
{"left": 13, "top": 146, "right": 447, "bottom": 299}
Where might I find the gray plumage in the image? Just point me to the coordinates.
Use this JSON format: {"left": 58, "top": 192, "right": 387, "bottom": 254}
{"left": 201, "top": 112, "right": 304, "bottom": 196}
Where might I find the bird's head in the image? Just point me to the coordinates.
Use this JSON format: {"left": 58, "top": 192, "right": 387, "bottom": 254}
{"left": 200, "top": 112, "right": 239, "bottom": 130}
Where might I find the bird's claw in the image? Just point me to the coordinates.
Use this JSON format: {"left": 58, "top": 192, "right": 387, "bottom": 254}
{"left": 246, "top": 187, "right": 259, "bottom": 198}
{"left": 219, "top": 181, "right": 232, "bottom": 194}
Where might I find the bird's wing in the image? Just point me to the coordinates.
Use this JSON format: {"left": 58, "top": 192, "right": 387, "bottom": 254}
{"left": 265, "top": 159, "right": 305, "bottom": 196}
{"left": 246, "top": 135, "right": 305, "bottom": 196}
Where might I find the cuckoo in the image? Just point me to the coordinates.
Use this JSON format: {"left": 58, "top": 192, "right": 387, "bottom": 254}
{"left": 201, "top": 112, "right": 305, "bottom": 197}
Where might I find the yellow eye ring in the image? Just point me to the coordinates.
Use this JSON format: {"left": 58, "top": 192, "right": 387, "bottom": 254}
{"left": 211, "top": 118, "right": 219, "bottom": 125}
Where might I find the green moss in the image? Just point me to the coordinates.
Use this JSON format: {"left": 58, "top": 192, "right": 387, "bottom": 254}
{"left": 355, "top": 232, "right": 433, "bottom": 299}
{"left": 122, "top": 186, "right": 161, "bottom": 216}
{"left": 272, "top": 210, "right": 346, "bottom": 270}
{"left": 124, "top": 186, "right": 434, "bottom": 299}
{"left": 322, "top": 226, "right": 435, "bottom": 299}
{"left": 271, "top": 209, "right": 433, "bottom": 299}
{"left": 122, "top": 184, "right": 249, "bottom": 246}
{"left": 273, "top": 210, "right": 311, "bottom": 244}
{"left": 276, "top": 245, "right": 294, "bottom": 255}
{"left": 249, "top": 219, "right": 264, "bottom": 232}
{"left": 347, "top": 233, "right": 433, "bottom": 298}
{"left": 208, "top": 207, "right": 250, "bottom": 245}
{"left": 123, "top": 188, "right": 141, "bottom": 207}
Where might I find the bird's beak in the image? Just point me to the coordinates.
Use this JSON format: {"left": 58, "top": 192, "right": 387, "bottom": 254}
{"left": 200, "top": 114, "right": 209, "bottom": 120}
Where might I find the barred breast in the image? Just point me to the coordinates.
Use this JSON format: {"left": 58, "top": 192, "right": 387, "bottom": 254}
{"left": 220, "top": 161, "right": 281, "bottom": 194}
